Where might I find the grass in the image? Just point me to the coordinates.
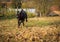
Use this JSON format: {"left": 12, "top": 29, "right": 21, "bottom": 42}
{"left": 0, "top": 17, "right": 60, "bottom": 42}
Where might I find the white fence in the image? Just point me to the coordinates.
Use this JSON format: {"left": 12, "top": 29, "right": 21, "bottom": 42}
{"left": 9, "top": 8, "right": 36, "bottom": 13}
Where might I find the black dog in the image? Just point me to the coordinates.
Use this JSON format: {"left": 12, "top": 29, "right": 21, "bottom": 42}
{"left": 17, "top": 9, "right": 28, "bottom": 28}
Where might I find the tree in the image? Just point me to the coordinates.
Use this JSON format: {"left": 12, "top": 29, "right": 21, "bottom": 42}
{"left": 0, "top": 0, "right": 10, "bottom": 16}
{"left": 12, "top": 0, "right": 22, "bottom": 14}
{"left": 33, "top": 0, "right": 60, "bottom": 16}
{"left": 12, "top": 0, "right": 22, "bottom": 8}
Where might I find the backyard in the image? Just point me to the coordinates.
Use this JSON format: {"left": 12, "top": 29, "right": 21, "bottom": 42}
{"left": 0, "top": 17, "right": 60, "bottom": 42}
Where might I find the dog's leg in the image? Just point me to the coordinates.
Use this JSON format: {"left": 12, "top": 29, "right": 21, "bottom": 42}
{"left": 23, "top": 21, "right": 24, "bottom": 26}
{"left": 18, "top": 20, "right": 21, "bottom": 28}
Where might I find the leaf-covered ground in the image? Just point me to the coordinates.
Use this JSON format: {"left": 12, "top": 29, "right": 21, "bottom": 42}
{"left": 0, "top": 17, "right": 60, "bottom": 42}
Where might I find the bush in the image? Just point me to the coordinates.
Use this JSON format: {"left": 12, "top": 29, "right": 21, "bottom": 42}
{"left": 0, "top": 9, "right": 16, "bottom": 19}
{"left": 27, "top": 12, "right": 36, "bottom": 18}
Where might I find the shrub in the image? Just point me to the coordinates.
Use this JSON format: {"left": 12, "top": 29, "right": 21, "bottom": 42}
{"left": 27, "top": 12, "right": 36, "bottom": 18}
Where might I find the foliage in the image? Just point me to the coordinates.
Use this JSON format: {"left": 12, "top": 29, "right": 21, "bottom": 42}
{"left": 27, "top": 12, "right": 36, "bottom": 18}
{"left": 22, "top": 0, "right": 60, "bottom": 16}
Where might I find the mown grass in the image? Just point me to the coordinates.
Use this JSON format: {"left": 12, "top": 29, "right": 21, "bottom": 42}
{"left": 0, "top": 17, "right": 60, "bottom": 42}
